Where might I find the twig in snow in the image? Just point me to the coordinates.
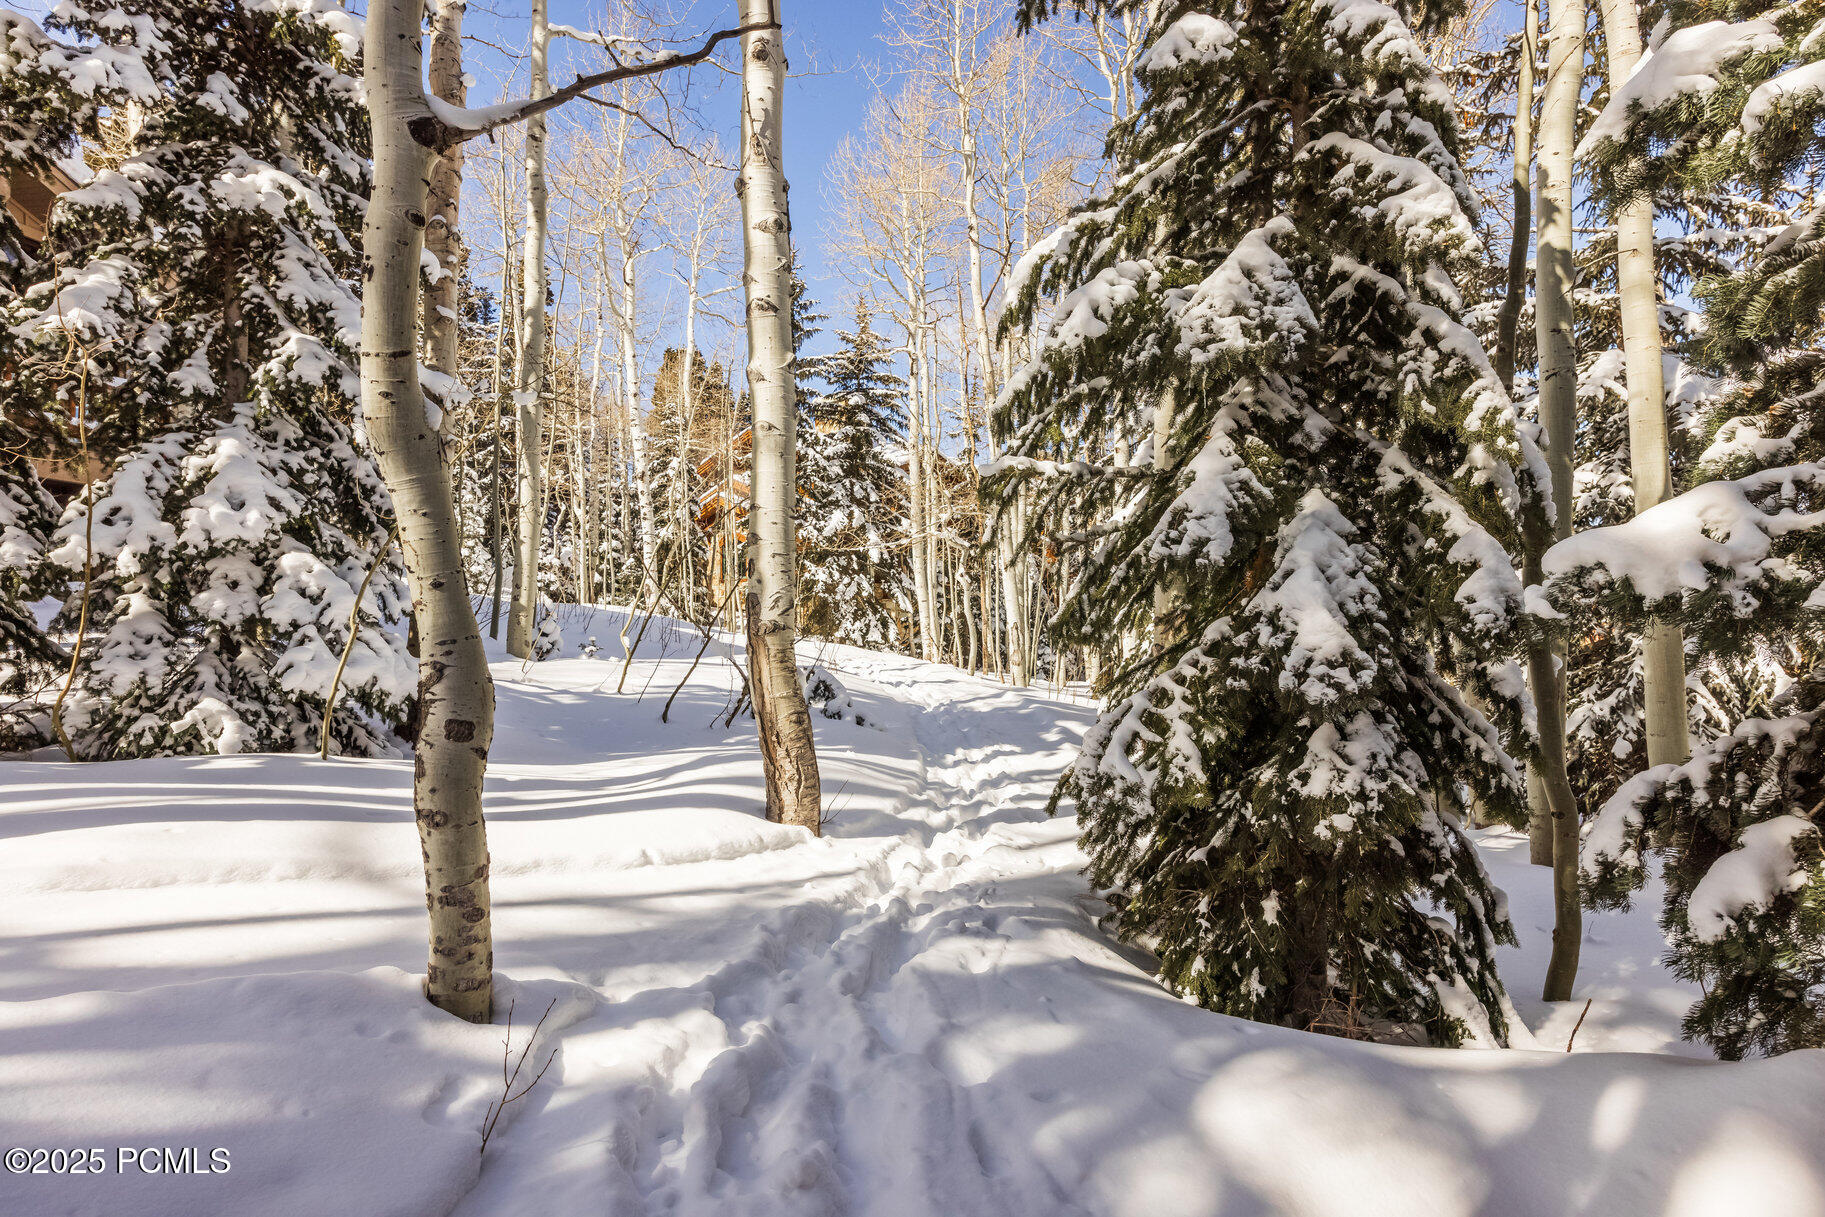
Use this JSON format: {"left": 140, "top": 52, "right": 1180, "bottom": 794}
{"left": 818, "top": 777, "right": 853, "bottom": 833}
{"left": 662, "top": 582, "right": 739, "bottom": 723}
{"left": 478, "top": 997, "right": 560, "bottom": 1156}
{"left": 1565, "top": 998, "right": 1593, "bottom": 1052}
{"left": 616, "top": 555, "right": 672, "bottom": 694}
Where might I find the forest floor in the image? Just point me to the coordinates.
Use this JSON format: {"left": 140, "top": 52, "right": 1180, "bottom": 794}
{"left": 3, "top": 609, "right": 1823, "bottom": 1217}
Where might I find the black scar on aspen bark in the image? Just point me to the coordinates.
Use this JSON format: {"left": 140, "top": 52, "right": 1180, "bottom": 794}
{"left": 443, "top": 718, "right": 476, "bottom": 742}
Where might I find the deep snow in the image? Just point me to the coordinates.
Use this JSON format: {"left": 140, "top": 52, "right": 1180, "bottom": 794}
{"left": 3, "top": 611, "right": 1823, "bottom": 1217}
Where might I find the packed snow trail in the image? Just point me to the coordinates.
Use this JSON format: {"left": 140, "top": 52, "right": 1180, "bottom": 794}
{"left": 450, "top": 645, "right": 1096, "bottom": 1217}
{"left": 5, "top": 620, "right": 1825, "bottom": 1217}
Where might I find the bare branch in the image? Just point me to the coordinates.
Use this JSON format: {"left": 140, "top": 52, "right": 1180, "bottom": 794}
{"left": 414, "top": 20, "right": 778, "bottom": 151}
{"left": 574, "top": 91, "right": 733, "bottom": 168}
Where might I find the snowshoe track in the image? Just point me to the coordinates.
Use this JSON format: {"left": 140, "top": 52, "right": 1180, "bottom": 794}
{"left": 451, "top": 653, "right": 1089, "bottom": 1217}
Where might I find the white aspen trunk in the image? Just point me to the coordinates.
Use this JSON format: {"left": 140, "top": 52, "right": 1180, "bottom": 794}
{"left": 1597, "top": 0, "right": 1690, "bottom": 770}
{"left": 906, "top": 314, "right": 939, "bottom": 661}
{"left": 1506, "top": 0, "right": 1553, "bottom": 869}
{"left": 619, "top": 244, "right": 659, "bottom": 597}
{"left": 951, "top": 59, "right": 1029, "bottom": 685}
{"left": 1494, "top": 0, "right": 1535, "bottom": 390}
{"left": 361, "top": 0, "right": 494, "bottom": 1024}
{"left": 1535, "top": 0, "right": 1584, "bottom": 1001}
{"left": 922, "top": 326, "right": 944, "bottom": 662}
{"left": 739, "top": 0, "right": 821, "bottom": 832}
{"left": 487, "top": 216, "right": 511, "bottom": 638}
{"left": 676, "top": 265, "right": 699, "bottom": 610}
{"left": 423, "top": 0, "right": 465, "bottom": 392}
{"left": 507, "top": 0, "right": 550, "bottom": 658}
{"left": 1091, "top": 12, "right": 1123, "bottom": 122}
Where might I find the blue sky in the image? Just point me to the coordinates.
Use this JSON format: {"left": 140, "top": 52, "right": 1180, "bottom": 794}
{"left": 466, "top": 1, "right": 904, "bottom": 340}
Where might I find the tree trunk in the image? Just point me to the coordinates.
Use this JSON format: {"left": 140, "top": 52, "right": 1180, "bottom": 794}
{"left": 423, "top": 0, "right": 465, "bottom": 393}
{"left": 953, "top": 87, "right": 1028, "bottom": 685}
{"left": 362, "top": 0, "right": 494, "bottom": 1024}
{"left": 739, "top": 0, "right": 821, "bottom": 833}
{"left": 619, "top": 244, "right": 659, "bottom": 598}
{"left": 676, "top": 278, "right": 699, "bottom": 612}
{"left": 507, "top": 0, "right": 550, "bottom": 658}
{"left": 1596, "top": 0, "right": 1690, "bottom": 770}
{"left": 1535, "top": 0, "right": 1584, "bottom": 1001}
{"left": 1493, "top": 0, "right": 1535, "bottom": 391}
{"left": 906, "top": 317, "right": 939, "bottom": 661}
{"left": 488, "top": 229, "right": 513, "bottom": 639}
{"left": 1150, "top": 384, "right": 1187, "bottom": 648}
{"left": 581, "top": 309, "right": 604, "bottom": 602}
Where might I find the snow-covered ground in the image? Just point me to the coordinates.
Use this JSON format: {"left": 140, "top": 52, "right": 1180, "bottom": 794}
{"left": 4, "top": 612, "right": 1823, "bottom": 1217}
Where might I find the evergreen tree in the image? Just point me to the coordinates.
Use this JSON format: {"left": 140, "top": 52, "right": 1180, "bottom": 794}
{"left": 800, "top": 304, "right": 912, "bottom": 650}
{"left": 0, "top": 433, "right": 62, "bottom": 749}
{"left": 2, "top": 1, "right": 414, "bottom": 757}
{"left": 991, "top": 0, "right": 1548, "bottom": 1043}
{"left": 1558, "top": 222, "right": 1741, "bottom": 809}
{"left": 1549, "top": 0, "right": 1825, "bottom": 1057}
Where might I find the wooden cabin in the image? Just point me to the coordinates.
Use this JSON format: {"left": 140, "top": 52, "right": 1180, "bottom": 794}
{"left": 4, "top": 162, "right": 102, "bottom": 501}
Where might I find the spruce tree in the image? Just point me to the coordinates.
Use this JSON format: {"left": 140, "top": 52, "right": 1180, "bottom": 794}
{"left": 992, "top": 0, "right": 1548, "bottom": 1043}
{"left": 800, "top": 304, "right": 912, "bottom": 650}
{"left": 2, "top": 0, "right": 414, "bottom": 757}
{"left": 0, "top": 435, "right": 61, "bottom": 749}
{"left": 1548, "top": 0, "right": 1825, "bottom": 1057}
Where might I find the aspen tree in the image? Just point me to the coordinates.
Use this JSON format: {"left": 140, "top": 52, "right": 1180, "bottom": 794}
{"left": 1532, "top": 0, "right": 1583, "bottom": 1002}
{"left": 738, "top": 0, "right": 821, "bottom": 831}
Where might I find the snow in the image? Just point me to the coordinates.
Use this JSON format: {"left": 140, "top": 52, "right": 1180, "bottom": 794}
{"left": 1307, "top": 132, "right": 1478, "bottom": 249}
{"left": 1687, "top": 814, "right": 1818, "bottom": 941}
{"left": 1742, "top": 59, "right": 1825, "bottom": 135}
{"left": 1046, "top": 259, "right": 1157, "bottom": 351}
{"left": 1247, "top": 490, "right": 1379, "bottom": 701}
{"left": 1317, "top": 0, "right": 1458, "bottom": 113}
{"left": 1580, "top": 18, "right": 1787, "bottom": 153}
{"left": 1000, "top": 206, "right": 1113, "bottom": 311}
{"left": 1169, "top": 216, "right": 1316, "bottom": 363}
{"left": 1138, "top": 14, "right": 1236, "bottom": 72}
{"left": 1541, "top": 463, "right": 1825, "bottom": 608}
{"left": 425, "top": 92, "right": 533, "bottom": 134}
{"left": 5, "top": 616, "right": 1825, "bottom": 1216}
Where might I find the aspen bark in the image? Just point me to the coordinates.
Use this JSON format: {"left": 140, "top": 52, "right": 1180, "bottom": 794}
{"left": 1513, "top": 0, "right": 1555, "bottom": 871}
{"left": 1535, "top": 0, "right": 1583, "bottom": 1002}
{"left": 362, "top": 0, "right": 494, "bottom": 1024}
{"left": 1597, "top": 0, "right": 1690, "bottom": 770}
{"left": 507, "top": 0, "right": 550, "bottom": 658}
{"left": 423, "top": 0, "right": 465, "bottom": 390}
{"left": 739, "top": 0, "right": 821, "bottom": 832}
{"left": 906, "top": 313, "right": 940, "bottom": 661}
{"left": 952, "top": 69, "right": 1027, "bottom": 684}
{"left": 582, "top": 297, "right": 604, "bottom": 601}
{"left": 619, "top": 244, "right": 659, "bottom": 597}
{"left": 1494, "top": 0, "right": 1535, "bottom": 391}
